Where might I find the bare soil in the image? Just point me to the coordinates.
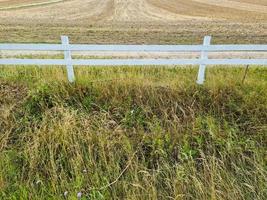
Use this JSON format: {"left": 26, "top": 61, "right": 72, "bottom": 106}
{"left": 0, "top": 0, "right": 266, "bottom": 44}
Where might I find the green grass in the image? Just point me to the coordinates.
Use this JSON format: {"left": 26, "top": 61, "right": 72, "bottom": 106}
{"left": 1, "top": 23, "right": 267, "bottom": 45}
{"left": 0, "top": 66, "right": 266, "bottom": 199}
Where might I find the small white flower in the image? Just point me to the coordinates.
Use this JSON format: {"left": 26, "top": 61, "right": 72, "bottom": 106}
{"left": 64, "top": 191, "right": 68, "bottom": 197}
{"left": 77, "top": 192, "right": 82, "bottom": 199}
{"left": 130, "top": 110, "right": 134, "bottom": 114}
{"left": 83, "top": 169, "right": 87, "bottom": 173}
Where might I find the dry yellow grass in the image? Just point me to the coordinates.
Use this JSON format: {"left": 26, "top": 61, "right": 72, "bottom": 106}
{"left": 0, "top": 0, "right": 266, "bottom": 25}
{"left": 0, "top": 66, "right": 266, "bottom": 199}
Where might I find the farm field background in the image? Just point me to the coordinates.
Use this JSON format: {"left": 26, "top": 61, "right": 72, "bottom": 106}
{"left": 0, "top": 0, "right": 266, "bottom": 44}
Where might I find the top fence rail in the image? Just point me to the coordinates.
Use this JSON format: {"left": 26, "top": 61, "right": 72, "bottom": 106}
{"left": 1, "top": 44, "right": 267, "bottom": 52}
{"left": 0, "top": 35, "right": 266, "bottom": 84}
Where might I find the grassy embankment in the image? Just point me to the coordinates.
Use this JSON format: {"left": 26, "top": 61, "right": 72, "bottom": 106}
{"left": 0, "top": 66, "right": 266, "bottom": 199}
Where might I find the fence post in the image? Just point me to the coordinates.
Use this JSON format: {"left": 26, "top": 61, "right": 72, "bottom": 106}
{"left": 61, "top": 36, "right": 75, "bottom": 83}
{"left": 197, "top": 36, "right": 212, "bottom": 84}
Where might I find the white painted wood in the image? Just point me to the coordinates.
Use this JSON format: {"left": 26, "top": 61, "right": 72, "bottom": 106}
{"left": 61, "top": 36, "right": 75, "bottom": 83}
{"left": 197, "top": 36, "right": 212, "bottom": 85}
{"left": 0, "top": 44, "right": 267, "bottom": 52}
{"left": 69, "top": 44, "right": 267, "bottom": 52}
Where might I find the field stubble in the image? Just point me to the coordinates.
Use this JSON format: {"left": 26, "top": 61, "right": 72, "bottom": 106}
{"left": 0, "top": 0, "right": 266, "bottom": 44}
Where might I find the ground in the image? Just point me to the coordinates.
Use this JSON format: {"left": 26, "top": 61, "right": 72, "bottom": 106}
{"left": 0, "top": 1, "right": 266, "bottom": 200}
{"left": 0, "top": 0, "right": 266, "bottom": 44}
{"left": 0, "top": 66, "right": 266, "bottom": 199}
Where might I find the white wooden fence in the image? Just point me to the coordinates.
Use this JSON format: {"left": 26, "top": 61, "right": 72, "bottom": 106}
{"left": 0, "top": 36, "right": 266, "bottom": 84}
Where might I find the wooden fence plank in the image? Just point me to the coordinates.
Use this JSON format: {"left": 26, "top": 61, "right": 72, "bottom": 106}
{"left": 1, "top": 44, "right": 267, "bottom": 52}
{"left": 61, "top": 36, "right": 75, "bottom": 83}
{"left": 0, "top": 36, "right": 266, "bottom": 83}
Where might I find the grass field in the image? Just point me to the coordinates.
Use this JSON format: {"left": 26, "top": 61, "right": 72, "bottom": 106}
{"left": 0, "top": 66, "right": 266, "bottom": 199}
{"left": 0, "top": 0, "right": 266, "bottom": 199}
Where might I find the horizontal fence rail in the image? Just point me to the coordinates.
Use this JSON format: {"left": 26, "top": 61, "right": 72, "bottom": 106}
{"left": 0, "top": 35, "right": 266, "bottom": 84}
{"left": 1, "top": 44, "right": 267, "bottom": 52}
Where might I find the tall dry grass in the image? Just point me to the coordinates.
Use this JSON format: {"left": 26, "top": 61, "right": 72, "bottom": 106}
{"left": 0, "top": 66, "right": 266, "bottom": 199}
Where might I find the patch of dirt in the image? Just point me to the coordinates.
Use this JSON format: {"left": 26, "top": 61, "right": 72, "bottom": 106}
{"left": 107, "top": 0, "right": 209, "bottom": 23}
{"left": 0, "top": 0, "right": 266, "bottom": 25}
{"left": 232, "top": 0, "right": 267, "bottom": 5}
{"left": 0, "top": 0, "right": 64, "bottom": 9}
{"left": 192, "top": 0, "right": 267, "bottom": 14}
{"left": 147, "top": 0, "right": 267, "bottom": 22}
{"left": 0, "top": 0, "right": 110, "bottom": 24}
{"left": 0, "top": 1, "right": 266, "bottom": 45}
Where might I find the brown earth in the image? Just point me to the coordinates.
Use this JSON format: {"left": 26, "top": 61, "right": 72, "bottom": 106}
{"left": 1, "top": 0, "right": 267, "bottom": 24}
{"left": 0, "top": 0, "right": 266, "bottom": 44}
